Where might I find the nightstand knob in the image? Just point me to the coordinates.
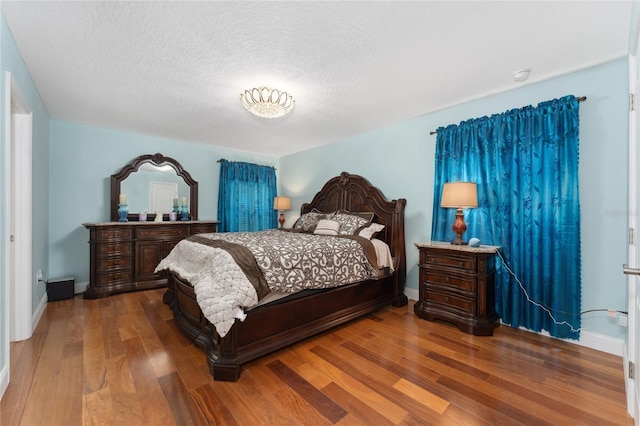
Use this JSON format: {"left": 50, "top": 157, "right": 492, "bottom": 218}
{"left": 459, "top": 261, "right": 463, "bottom": 266}
{"left": 445, "top": 296, "right": 450, "bottom": 302}
{"left": 445, "top": 277, "right": 450, "bottom": 282}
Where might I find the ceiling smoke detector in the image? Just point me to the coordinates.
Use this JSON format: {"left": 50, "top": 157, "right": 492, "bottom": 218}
{"left": 512, "top": 69, "right": 531, "bottom": 83}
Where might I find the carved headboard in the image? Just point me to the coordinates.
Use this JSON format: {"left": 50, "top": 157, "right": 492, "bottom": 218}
{"left": 300, "top": 172, "right": 407, "bottom": 290}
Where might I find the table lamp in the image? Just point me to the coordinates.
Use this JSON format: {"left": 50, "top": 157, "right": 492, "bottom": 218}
{"left": 273, "top": 196, "right": 291, "bottom": 228}
{"left": 440, "top": 182, "right": 478, "bottom": 245}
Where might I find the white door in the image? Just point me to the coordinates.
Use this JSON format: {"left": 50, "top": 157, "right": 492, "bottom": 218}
{"left": 149, "top": 181, "right": 178, "bottom": 215}
{"left": 627, "top": 51, "right": 640, "bottom": 423}
{"left": 623, "top": 9, "right": 640, "bottom": 423}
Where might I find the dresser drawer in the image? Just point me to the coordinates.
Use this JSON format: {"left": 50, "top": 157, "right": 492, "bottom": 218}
{"left": 96, "top": 269, "right": 133, "bottom": 286}
{"left": 424, "top": 270, "right": 476, "bottom": 293}
{"left": 425, "top": 289, "right": 475, "bottom": 315}
{"left": 97, "top": 228, "right": 133, "bottom": 240}
{"left": 97, "top": 256, "right": 132, "bottom": 271}
{"left": 137, "top": 226, "right": 188, "bottom": 239}
{"left": 422, "top": 250, "right": 476, "bottom": 272}
{"left": 189, "top": 224, "right": 217, "bottom": 235}
{"left": 97, "top": 242, "right": 133, "bottom": 257}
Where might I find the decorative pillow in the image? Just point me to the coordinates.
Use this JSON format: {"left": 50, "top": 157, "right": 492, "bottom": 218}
{"left": 293, "top": 209, "right": 325, "bottom": 232}
{"left": 338, "top": 209, "right": 374, "bottom": 222}
{"left": 313, "top": 219, "right": 341, "bottom": 236}
{"left": 356, "top": 223, "right": 385, "bottom": 240}
{"left": 330, "top": 212, "right": 369, "bottom": 235}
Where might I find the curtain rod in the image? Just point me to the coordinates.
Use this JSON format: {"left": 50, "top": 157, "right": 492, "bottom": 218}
{"left": 217, "top": 159, "right": 277, "bottom": 170}
{"left": 428, "top": 96, "right": 587, "bottom": 135}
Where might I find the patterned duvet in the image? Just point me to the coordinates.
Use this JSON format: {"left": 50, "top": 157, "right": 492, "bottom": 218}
{"left": 155, "top": 229, "right": 381, "bottom": 337}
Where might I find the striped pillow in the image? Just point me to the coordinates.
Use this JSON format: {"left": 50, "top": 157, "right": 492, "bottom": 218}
{"left": 313, "top": 219, "right": 341, "bottom": 236}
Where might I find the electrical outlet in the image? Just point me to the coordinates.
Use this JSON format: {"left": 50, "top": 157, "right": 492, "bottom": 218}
{"left": 36, "top": 269, "right": 43, "bottom": 281}
{"left": 619, "top": 313, "right": 628, "bottom": 327}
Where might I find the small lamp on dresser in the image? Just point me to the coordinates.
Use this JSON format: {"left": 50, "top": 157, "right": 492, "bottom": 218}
{"left": 273, "top": 196, "right": 291, "bottom": 228}
{"left": 440, "top": 181, "right": 478, "bottom": 245}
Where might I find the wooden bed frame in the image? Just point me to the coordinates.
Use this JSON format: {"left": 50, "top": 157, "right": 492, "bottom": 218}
{"left": 163, "top": 172, "right": 408, "bottom": 381}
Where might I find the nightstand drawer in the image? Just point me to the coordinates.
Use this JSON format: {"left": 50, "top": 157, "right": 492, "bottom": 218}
{"left": 425, "top": 289, "right": 475, "bottom": 315}
{"left": 424, "top": 270, "right": 476, "bottom": 293}
{"left": 422, "top": 250, "right": 476, "bottom": 272}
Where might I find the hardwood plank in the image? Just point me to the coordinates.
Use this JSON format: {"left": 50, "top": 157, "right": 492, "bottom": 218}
{"left": 392, "top": 378, "right": 449, "bottom": 414}
{"left": 158, "top": 372, "right": 208, "bottom": 426}
{"left": 105, "top": 354, "right": 146, "bottom": 425}
{"left": 190, "top": 383, "right": 240, "bottom": 426}
{"left": 267, "top": 359, "right": 348, "bottom": 423}
{"left": 290, "top": 340, "right": 410, "bottom": 424}
{"left": 322, "top": 381, "right": 396, "bottom": 426}
{"left": 122, "top": 337, "right": 177, "bottom": 426}
{"left": 4, "top": 291, "right": 632, "bottom": 425}
{"left": 82, "top": 386, "right": 114, "bottom": 426}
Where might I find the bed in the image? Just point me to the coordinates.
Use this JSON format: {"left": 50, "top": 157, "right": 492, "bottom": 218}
{"left": 161, "top": 171, "right": 407, "bottom": 381}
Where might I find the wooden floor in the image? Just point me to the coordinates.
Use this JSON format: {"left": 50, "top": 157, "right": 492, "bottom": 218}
{"left": 0, "top": 289, "right": 632, "bottom": 425}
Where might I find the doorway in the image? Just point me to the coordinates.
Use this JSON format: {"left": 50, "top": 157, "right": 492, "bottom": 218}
{"left": 3, "top": 72, "right": 33, "bottom": 384}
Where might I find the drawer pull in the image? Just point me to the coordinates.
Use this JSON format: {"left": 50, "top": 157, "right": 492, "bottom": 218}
{"left": 459, "top": 261, "right": 463, "bottom": 266}
{"left": 445, "top": 296, "right": 450, "bottom": 302}
{"left": 445, "top": 277, "right": 450, "bottom": 282}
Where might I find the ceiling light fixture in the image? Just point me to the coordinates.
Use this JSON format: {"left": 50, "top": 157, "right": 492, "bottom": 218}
{"left": 240, "top": 87, "right": 295, "bottom": 118}
{"left": 512, "top": 68, "right": 531, "bottom": 83}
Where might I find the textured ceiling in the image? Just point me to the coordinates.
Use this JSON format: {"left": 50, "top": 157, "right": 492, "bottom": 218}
{"left": 1, "top": 1, "right": 633, "bottom": 157}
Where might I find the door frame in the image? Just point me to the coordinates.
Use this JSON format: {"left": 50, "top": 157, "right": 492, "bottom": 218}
{"left": 2, "top": 72, "right": 33, "bottom": 396}
{"left": 627, "top": 3, "right": 640, "bottom": 422}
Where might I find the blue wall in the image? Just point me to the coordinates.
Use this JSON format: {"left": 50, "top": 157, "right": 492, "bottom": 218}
{"left": 1, "top": 14, "right": 51, "bottom": 388}
{"left": 48, "top": 120, "right": 280, "bottom": 283}
{"left": 280, "top": 58, "right": 629, "bottom": 341}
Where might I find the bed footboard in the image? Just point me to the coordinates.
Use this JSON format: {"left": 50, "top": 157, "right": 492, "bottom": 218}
{"left": 165, "top": 271, "right": 403, "bottom": 381}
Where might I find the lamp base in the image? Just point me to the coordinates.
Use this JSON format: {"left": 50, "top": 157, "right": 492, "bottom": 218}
{"left": 451, "top": 209, "right": 467, "bottom": 245}
{"left": 279, "top": 210, "right": 285, "bottom": 228}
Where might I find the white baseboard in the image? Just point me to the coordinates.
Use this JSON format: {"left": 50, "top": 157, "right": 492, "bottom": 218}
{"left": 75, "top": 281, "right": 89, "bottom": 294}
{"left": 404, "top": 289, "right": 624, "bottom": 356}
{"left": 573, "top": 329, "right": 624, "bottom": 356}
{"left": 404, "top": 288, "right": 419, "bottom": 303}
{"left": 0, "top": 364, "right": 8, "bottom": 400}
{"left": 32, "top": 291, "right": 47, "bottom": 333}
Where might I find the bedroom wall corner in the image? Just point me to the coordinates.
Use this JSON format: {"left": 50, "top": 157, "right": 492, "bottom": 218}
{"left": 48, "top": 120, "right": 280, "bottom": 284}
{"left": 279, "top": 57, "right": 630, "bottom": 349}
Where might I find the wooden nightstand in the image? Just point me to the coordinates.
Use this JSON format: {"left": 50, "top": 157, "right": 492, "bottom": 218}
{"left": 414, "top": 241, "right": 500, "bottom": 336}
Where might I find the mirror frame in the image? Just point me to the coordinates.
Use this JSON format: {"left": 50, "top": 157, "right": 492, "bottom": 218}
{"left": 110, "top": 152, "right": 198, "bottom": 221}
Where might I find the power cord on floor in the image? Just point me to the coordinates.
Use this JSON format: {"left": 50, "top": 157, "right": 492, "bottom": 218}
{"left": 495, "top": 249, "right": 586, "bottom": 333}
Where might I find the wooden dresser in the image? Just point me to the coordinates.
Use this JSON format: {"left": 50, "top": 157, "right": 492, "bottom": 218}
{"left": 414, "top": 241, "right": 500, "bottom": 336}
{"left": 83, "top": 221, "right": 218, "bottom": 299}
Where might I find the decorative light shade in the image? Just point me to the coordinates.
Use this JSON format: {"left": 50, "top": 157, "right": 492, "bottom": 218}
{"left": 440, "top": 182, "right": 478, "bottom": 245}
{"left": 241, "top": 87, "right": 295, "bottom": 118}
{"left": 440, "top": 182, "right": 478, "bottom": 209}
{"left": 274, "top": 196, "right": 291, "bottom": 228}
{"left": 273, "top": 196, "right": 291, "bottom": 211}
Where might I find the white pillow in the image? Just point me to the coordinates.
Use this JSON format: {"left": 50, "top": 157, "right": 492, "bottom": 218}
{"left": 313, "top": 219, "right": 341, "bottom": 236}
{"left": 356, "top": 223, "right": 385, "bottom": 240}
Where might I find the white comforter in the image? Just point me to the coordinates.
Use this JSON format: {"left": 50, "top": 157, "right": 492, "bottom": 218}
{"left": 155, "top": 240, "right": 258, "bottom": 337}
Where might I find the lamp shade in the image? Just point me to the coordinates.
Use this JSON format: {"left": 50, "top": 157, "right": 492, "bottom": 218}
{"left": 440, "top": 182, "right": 478, "bottom": 208}
{"left": 273, "top": 196, "right": 291, "bottom": 211}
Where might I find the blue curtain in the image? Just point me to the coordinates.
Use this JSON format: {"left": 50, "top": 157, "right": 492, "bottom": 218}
{"left": 218, "top": 160, "right": 278, "bottom": 232}
{"left": 431, "top": 96, "right": 581, "bottom": 339}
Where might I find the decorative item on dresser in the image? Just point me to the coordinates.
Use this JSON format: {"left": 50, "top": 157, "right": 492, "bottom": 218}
{"left": 414, "top": 241, "right": 499, "bottom": 336}
{"left": 83, "top": 153, "right": 218, "bottom": 299}
{"left": 83, "top": 221, "right": 218, "bottom": 299}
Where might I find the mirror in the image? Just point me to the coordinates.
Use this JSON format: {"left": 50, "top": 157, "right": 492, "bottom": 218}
{"left": 111, "top": 153, "right": 198, "bottom": 221}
